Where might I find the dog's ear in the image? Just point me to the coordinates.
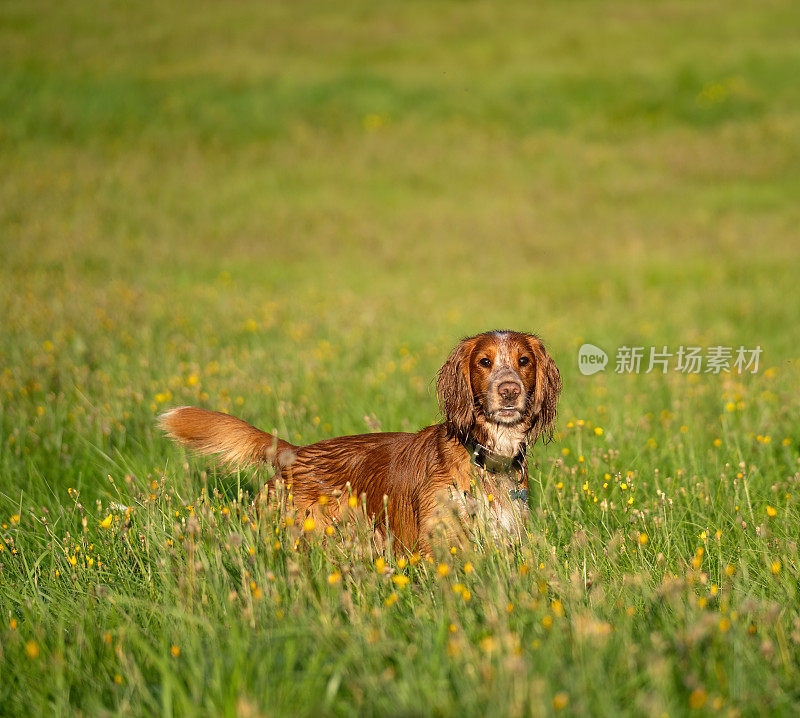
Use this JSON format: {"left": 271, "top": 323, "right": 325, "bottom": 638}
{"left": 529, "top": 338, "right": 562, "bottom": 444}
{"left": 437, "top": 337, "right": 477, "bottom": 438}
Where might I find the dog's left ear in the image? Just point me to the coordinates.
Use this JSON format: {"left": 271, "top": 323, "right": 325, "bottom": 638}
{"left": 437, "top": 337, "right": 477, "bottom": 439}
{"left": 529, "top": 339, "right": 562, "bottom": 444}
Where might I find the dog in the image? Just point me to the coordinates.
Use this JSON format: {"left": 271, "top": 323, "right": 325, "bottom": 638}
{"left": 159, "top": 330, "right": 561, "bottom": 553}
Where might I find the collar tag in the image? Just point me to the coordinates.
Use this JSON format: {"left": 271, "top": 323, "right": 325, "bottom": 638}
{"left": 508, "top": 488, "right": 528, "bottom": 502}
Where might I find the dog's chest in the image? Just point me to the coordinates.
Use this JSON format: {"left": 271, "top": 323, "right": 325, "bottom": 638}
{"left": 444, "top": 468, "right": 528, "bottom": 543}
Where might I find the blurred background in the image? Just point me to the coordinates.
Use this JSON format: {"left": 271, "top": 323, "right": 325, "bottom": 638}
{"left": 2, "top": 0, "right": 799, "bottom": 499}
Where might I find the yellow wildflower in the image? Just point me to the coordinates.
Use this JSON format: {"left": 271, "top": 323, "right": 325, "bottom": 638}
{"left": 479, "top": 636, "right": 497, "bottom": 653}
{"left": 689, "top": 688, "right": 707, "bottom": 709}
{"left": 553, "top": 692, "right": 569, "bottom": 711}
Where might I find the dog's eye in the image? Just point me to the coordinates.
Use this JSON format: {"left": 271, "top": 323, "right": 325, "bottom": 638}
{"left": 478, "top": 357, "right": 492, "bottom": 368}
{"left": 518, "top": 356, "right": 531, "bottom": 366}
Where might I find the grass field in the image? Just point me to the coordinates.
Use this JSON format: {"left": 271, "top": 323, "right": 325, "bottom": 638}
{"left": 2, "top": 0, "right": 800, "bottom": 715}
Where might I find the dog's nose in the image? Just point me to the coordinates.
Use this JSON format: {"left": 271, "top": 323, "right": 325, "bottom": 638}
{"left": 498, "top": 382, "right": 521, "bottom": 401}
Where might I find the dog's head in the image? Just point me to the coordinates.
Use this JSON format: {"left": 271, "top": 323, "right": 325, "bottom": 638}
{"left": 436, "top": 330, "right": 561, "bottom": 445}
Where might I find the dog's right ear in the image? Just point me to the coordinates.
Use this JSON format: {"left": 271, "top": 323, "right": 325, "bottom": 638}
{"left": 436, "top": 337, "right": 477, "bottom": 439}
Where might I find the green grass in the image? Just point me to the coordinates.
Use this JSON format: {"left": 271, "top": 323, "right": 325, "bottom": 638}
{"left": 2, "top": 0, "right": 800, "bottom": 714}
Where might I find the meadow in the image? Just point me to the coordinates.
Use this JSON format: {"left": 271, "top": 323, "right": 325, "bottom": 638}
{"left": 2, "top": 0, "right": 800, "bottom": 714}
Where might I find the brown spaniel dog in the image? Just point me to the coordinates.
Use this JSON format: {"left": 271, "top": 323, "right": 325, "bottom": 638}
{"left": 160, "top": 330, "right": 561, "bottom": 553}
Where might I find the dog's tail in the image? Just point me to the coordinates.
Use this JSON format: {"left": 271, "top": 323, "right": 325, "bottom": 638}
{"left": 159, "top": 406, "right": 296, "bottom": 469}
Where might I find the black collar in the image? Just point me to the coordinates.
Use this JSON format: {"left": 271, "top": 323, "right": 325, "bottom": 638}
{"left": 459, "top": 435, "right": 527, "bottom": 475}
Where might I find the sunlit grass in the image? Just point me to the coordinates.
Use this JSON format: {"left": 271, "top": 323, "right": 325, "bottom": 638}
{"left": 2, "top": 421, "right": 798, "bottom": 714}
{"left": 2, "top": 0, "right": 800, "bottom": 714}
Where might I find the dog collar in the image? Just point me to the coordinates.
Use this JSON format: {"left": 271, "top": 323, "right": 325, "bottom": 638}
{"left": 460, "top": 436, "right": 527, "bottom": 475}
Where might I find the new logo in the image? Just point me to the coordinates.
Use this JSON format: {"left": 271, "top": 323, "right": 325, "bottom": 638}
{"left": 578, "top": 344, "right": 608, "bottom": 375}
